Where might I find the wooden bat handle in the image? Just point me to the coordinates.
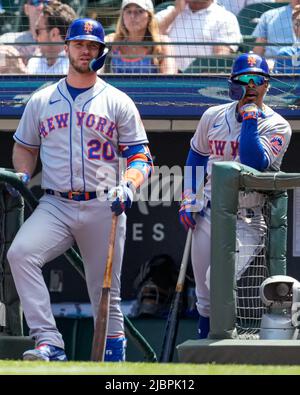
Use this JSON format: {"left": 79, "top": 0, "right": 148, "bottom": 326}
{"left": 103, "top": 214, "right": 118, "bottom": 289}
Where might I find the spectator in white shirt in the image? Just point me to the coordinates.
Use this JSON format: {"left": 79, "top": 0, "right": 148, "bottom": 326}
{"left": 156, "top": 0, "right": 242, "bottom": 72}
{"left": 27, "top": 0, "right": 76, "bottom": 74}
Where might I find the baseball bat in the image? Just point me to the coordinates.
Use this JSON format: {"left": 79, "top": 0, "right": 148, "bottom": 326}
{"left": 91, "top": 214, "right": 118, "bottom": 362}
{"left": 0, "top": 170, "right": 158, "bottom": 361}
{"left": 159, "top": 227, "right": 193, "bottom": 362}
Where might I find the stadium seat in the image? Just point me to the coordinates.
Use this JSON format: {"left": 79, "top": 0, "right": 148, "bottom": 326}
{"left": 237, "top": 2, "right": 288, "bottom": 36}
{"left": 183, "top": 56, "right": 234, "bottom": 74}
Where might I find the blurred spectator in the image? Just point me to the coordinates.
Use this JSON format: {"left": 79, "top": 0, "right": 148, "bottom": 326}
{"left": 0, "top": 45, "right": 27, "bottom": 73}
{"left": 0, "top": 0, "right": 46, "bottom": 65}
{"left": 0, "top": 1, "right": 4, "bottom": 14}
{"left": 156, "top": 0, "right": 242, "bottom": 72}
{"left": 105, "top": 0, "right": 177, "bottom": 73}
{"left": 252, "top": 0, "right": 300, "bottom": 58}
{"left": 218, "top": 0, "right": 275, "bottom": 16}
{"left": 274, "top": 5, "right": 300, "bottom": 73}
{"left": 27, "top": 1, "right": 76, "bottom": 74}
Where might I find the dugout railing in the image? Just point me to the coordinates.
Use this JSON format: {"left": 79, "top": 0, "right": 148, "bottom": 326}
{"left": 210, "top": 162, "right": 300, "bottom": 340}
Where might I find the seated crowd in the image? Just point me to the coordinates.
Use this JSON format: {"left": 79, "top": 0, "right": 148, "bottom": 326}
{"left": 0, "top": 0, "right": 299, "bottom": 74}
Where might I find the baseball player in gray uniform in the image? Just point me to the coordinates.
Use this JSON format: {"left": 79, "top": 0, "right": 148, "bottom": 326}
{"left": 7, "top": 18, "right": 153, "bottom": 361}
{"left": 179, "top": 53, "right": 291, "bottom": 339}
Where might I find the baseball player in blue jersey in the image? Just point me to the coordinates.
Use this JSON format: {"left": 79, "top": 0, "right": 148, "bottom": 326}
{"left": 7, "top": 18, "right": 153, "bottom": 361}
{"left": 179, "top": 52, "right": 292, "bottom": 339}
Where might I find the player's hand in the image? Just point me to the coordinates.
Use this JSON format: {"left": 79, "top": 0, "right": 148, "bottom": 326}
{"left": 240, "top": 103, "right": 266, "bottom": 121}
{"left": 179, "top": 190, "right": 200, "bottom": 231}
{"left": 107, "top": 181, "right": 134, "bottom": 216}
{"left": 5, "top": 172, "right": 31, "bottom": 198}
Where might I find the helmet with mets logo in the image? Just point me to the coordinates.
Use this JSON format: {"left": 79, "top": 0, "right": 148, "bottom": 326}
{"left": 65, "top": 18, "right": 105, "bottom": 45}
{"left": 231, "top": 52, "right": 270, "bottom": 78}
{"left": 65, "top": 18, "right": 108, "bottom": 71}
{"left": 228, "top": 52, "right": 270, "bottom": 100}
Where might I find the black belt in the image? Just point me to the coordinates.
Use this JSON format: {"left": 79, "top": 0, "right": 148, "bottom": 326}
{"left": 45, "top": 189, "right": 97, "bottom": 201}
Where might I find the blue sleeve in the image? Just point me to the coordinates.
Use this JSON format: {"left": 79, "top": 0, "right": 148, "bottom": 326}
{"left": 184, "top": 148, "right": 208, "bottom": 194}
{"left": 120, "top": 144, "right": 147, "bottom": 157}
{"left": 239, "top": 119, "right": 268, "bottom": 171}
{"left": 120, "top": 143, "right": 153, "bottom": 178}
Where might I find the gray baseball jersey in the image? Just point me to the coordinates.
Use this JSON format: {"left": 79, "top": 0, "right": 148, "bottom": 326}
{"left": 191, "top": 101, "right": 291, "bottom": 201}
{"left": 8, "top": 77, "right": 148, "bottom": 348}
{"left": 189, "top": 101, "right": 291, "bottom": 317}
{"left": 14, "top": 77, "right": 148, "bottom": 191}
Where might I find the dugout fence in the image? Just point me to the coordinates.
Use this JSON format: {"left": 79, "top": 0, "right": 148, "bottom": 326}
{"left": 210, "top": 162, "right": 300, "bottom": 340}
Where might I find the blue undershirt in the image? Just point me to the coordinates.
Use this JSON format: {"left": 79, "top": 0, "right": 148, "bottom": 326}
{"left": 185, "top": 149, "right": 208, "bottom": 193}
{"left": 66, "top": 82, "right": 92, "bottom": 101}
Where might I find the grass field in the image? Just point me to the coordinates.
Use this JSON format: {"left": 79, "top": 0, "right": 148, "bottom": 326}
{"left": 1, "top": 361, "right": 300, "bottom": 375}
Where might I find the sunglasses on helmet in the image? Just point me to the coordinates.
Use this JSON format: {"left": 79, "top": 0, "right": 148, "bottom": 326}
{"left": 234, "top": 74, "right": 267, "bottom": 86}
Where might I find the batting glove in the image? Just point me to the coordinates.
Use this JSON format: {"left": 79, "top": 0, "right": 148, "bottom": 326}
{"left": 179, "top": 190, "right": 201, "bottom": 231}
{"left": 5, "top": 171, "right": 31, "bottom": 198}
{"left": 107, "top": 181, "right": 135, "bottom": 216}
{"left": 240, "top": 103, "right": 266, "bottom": 121}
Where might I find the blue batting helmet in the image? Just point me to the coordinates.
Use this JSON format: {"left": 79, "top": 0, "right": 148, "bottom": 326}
{"left": 228, "top": 52, "right": 270, "bottom": 101}
{"left": 65, "top": 18, "right": 109, "bottom": 72}
{"left": 65, "top": 18, "right": 105, "bottom": 46}
{"left": 231, "top": 52, "right": 270, "bottom": 78}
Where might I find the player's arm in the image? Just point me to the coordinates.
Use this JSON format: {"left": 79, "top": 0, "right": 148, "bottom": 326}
{"left": 179, "top": 148, "right": 208, "bottom": 231}
{"left": 183, "top": 148, "right": 207, "bottom": 195}
{"left": 120, "top": 144, "right": 153, "bottom": 188}
{"left": 239, "top": 104, "right": 268, "bottom": 171}
{"left": 12, "top": 142, "right": 39, "bottom": 178}
{"left": 260, "top": 122, "right": 291, "bottom": 170}
{"left": 107, "top": 144, "right": 153, "bottom": 216}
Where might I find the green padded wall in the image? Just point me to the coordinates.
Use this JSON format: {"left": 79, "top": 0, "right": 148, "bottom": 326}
{"left": 0, "top": 182, "right": 24, "bottom": 336}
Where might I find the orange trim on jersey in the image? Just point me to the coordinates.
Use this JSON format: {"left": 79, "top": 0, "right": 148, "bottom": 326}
{"left": 127, "top": 153, "right": 148, "bottom": 165}
{"left": 106, "top": 333, "right": 125, "bottom": 339}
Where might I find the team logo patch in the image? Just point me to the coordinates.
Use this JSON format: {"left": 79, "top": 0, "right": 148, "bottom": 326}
{"left": 84, "top": 22, "right": 93, "bottom": 34}
{"left": 270, "top": 134, "right": 285, "bottom": 156}
{"left": 247, "top": 55, "right": 257, "bottom": 67}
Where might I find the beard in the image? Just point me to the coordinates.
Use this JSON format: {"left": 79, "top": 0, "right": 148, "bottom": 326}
{"left": 68, "top": 53, "right": 93, "bottom": 74}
